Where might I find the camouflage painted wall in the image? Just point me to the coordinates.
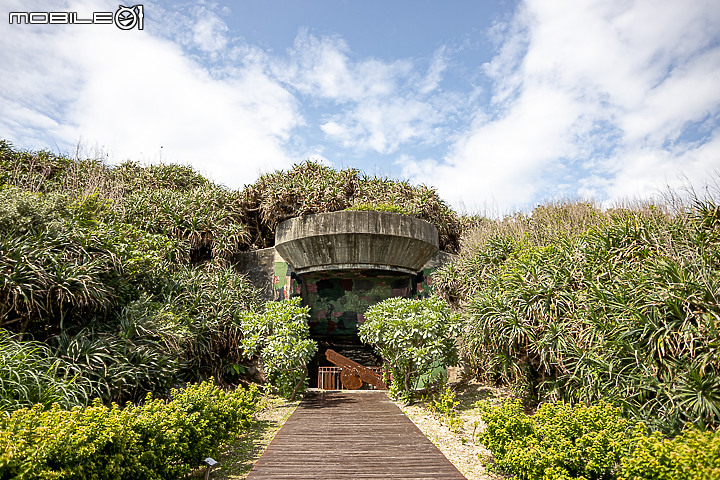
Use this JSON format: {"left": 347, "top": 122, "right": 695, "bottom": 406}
{"left": 272, "top": 261, "right": 301, "bottom": 301}
{"left": 270, "top": 258, "right": 443, "bottom": 338}
{"left": 302, "top": 271, "right": 408, "bottom": 337}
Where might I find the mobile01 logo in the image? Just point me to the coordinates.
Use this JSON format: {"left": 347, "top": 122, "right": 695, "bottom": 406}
{"left": 9, "top": 5, "right": 144, "bottom": 30}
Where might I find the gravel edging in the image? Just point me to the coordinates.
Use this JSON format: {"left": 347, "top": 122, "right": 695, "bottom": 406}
{"left": 399, "top": 401, "right": 500, "bottom": 480}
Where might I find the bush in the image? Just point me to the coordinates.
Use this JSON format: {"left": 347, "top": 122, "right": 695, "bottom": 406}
{"left": 477, "top": 400, "right": 641, "bottom": 480}
{"left": 239, "top": 298, "right": 317, "bottom": 399}
{"left": 442, "top": 200, "right": 720, "bottom": 432}
{"left": 107, "top": 185, "right": 248, "bottom": 264}
{"left": 0, "top": 330, "right": 95, "bottom": 411}
{"left": 477, "top": 399, "right": 720, "bottom": 480}
{"left": 47, "top": 264, "right": 259, "bottom": 404}
{"left": 359, "top": 296, "right": 461, "bottom": 401}
{"left": 0, "top": 381, "right": 259, "bottom": 480}
{"left": 345, "top": 203, "right": 410, "bottom": 215}
{"left": 158, "top": 264, "right": 259, "bottom": 384}
{"left": 619, "top": 427, "right": 720, "bottom": 480}
{"left": 239, "top": 160, "right": 462, "bottom": 252}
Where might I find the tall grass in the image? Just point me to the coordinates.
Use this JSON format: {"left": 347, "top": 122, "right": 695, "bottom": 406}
{"left": 0, "top": 330, "right": 95, "bottom": 410}
{"left": 0, "top": 141, "right": 260, "bottom": 407}
{"left": 240, "top": 160, "right": 463, "bottom": 252}
{"left": 436, "top": 198, "right": 720, "bottom": 433}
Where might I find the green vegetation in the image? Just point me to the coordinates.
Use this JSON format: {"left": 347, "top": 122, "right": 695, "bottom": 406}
{"left": 359, "top": 296, "right": 461, "bottom": 401}
{"left": 345, "top": 202, "right": 411, "bottom": 215}
{"left": 478, "top": 400, "right": 638, "bottom": 480}
{"left": 240, "top": 160, "right": 462, "bottom": 252}
{"left": 434, "top": 200, "right": 720, "bottom": 434}
{"left": 477, "top": 399, "right": 720, "bottom": 480}
{"left": 619, "top": 427, "right": 720, "bottom": 480}
{"left": 424, "top": 383, "right": 465, "bottom": 434}
{"left": 0, "top": 381, "right": 258, "bottom": 480}
{"left": 239, "top": 298, "right": 317, "bottom": 400}
{"left": 2, "top": 138, "right": 718, "bottom": 478}
{"left": 0, "top": 140, "right": 459, "bottom": 408}
{"left": 0, "top": 330, "right": 95, "bottom": 411}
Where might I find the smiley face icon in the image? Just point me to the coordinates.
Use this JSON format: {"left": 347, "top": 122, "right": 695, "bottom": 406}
{"left": 114, "top": 5, "right": 144, "bottom": 30}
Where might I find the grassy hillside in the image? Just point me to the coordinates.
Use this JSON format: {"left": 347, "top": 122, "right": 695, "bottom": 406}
{"left": 433, "top": 199, "right": 720, "bottom": 433}
{"left": 0, "top": 140, "right": 462, "bottom": 410}
{"left": 2, "top": 138, "right": 718, "bottom": 443}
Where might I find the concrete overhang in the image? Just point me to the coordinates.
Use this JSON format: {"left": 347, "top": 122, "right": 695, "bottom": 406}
{"left": 274, "top": 211, "right": 439, "bottom": 275}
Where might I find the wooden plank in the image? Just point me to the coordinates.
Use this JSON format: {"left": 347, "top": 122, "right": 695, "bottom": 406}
{"left": 246, "top": 391, "right": 466, "bottom": 480}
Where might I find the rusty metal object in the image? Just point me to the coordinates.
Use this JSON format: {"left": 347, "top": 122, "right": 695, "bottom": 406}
{"left": 340, "top": 369, "right": 363, "bottom": 389}
{"left": 325, "top": 349, "right": 387, "bottom": 390}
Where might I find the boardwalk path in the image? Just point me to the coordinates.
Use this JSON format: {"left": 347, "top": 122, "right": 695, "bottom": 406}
{"left": 246, "top": 390, "right": 467, "bottom": 479}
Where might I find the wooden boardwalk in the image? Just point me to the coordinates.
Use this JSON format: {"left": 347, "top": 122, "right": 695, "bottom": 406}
{"left": 246, "top": 390, "right": 466, "bottom": 479}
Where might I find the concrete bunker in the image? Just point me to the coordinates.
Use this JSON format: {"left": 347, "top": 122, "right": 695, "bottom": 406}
{"left": 234, "top": 210, "right": 452, "bottom": 389}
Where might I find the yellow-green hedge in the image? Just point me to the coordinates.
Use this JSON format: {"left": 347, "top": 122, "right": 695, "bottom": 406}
{"left": 0, "top": 381, "right": 258, "bottom": 480}
{"left": 477, "top": 399, "right": 720, "bottom": 480}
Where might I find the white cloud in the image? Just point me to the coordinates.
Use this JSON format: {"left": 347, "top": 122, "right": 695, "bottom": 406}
{"left": 404, "top": 0, "right": 720, "bottom": 213}
{"left": 275, "top": 29, "right": 410, "bottom": 103}
{"left": 0, "top": 0, "right": 302, "bottom": 189}
{"left": 191, "top": 6, "right": 229, "bottom": 54}
{"left": 417, "top": 47, "right": 448, "bottom": 95}
{"left": 321, "top": 97, "right": 442, "bottom": 154}
{"left": 272, "top": 31, "right": 459, "bottom": 155}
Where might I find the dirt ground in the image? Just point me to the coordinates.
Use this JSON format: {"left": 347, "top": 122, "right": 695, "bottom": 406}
{"left": 396, "top": 381, "right": 511, "bottom": 480}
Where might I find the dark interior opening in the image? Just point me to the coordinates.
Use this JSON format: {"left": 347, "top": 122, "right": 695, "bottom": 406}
{"left": 301, "top": 269, "right": 415, "bottom": 388}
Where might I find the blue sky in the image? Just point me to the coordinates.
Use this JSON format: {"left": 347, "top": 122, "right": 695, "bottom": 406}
{"left": 2, "top": 1, "right": 719, "bottom": 214}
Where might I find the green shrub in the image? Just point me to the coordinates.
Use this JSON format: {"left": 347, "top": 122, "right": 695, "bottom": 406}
{"left": 477, "top": 399, "right": 720, "bottom": 480}
{"left": 477, "top": 400, "right": 641, "bottom": 480}
{"left": 359, "top": 296, "right": 461, "bottom": 401}
{"left": 425, "top": 383, "right": 464, "bottom": 433}
{"left": 159, "top": 264, "right": 259, "bottom": 383}
{"left": 0, "top": 140, "right": 73, "bottom": 192}
{"left": 619, "top": 428, "right": 720, "bottom": 480}
{"left": 0, "top": 330, "right": 95, "bottom": 411}
{"left": 239, "top": 298, "right": 317, "bottom": 399}
{"left": 108, "top": 185, "right": 248, "bottom": 263}
{"left": 444, "top": 200, "right": 720, "bottom": 432}
{"left": 345, "top": 203, "right": 410, "bottom": 215}
{"left": 239, "top": 160, "right": 462, "bottom": 252}
{"left": 0, "top": 230, "right": 121, "bottom": 336}
{"left": 46, "top": 263, "right": 259, "bottom": 404}
{"left": 0, "top": 381, "right": 258, "bottom": 480}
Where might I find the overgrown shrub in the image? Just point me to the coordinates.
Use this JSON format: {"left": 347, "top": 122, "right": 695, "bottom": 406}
{"left": 477, "top": 400, "right": 640, "bottom": 480}
{"left": 0, "top": 381, "right": 259, "bottom": 480}
{"left": 0, "top": 330, "right": 95, "bottom": 411}
{"left": 157, "top": 264, "right": 259, "bottom": 384}
{"left": 107, "top": 184, "right": 248, "bottom": 264}
{"left": 45, "top": 264, "right": 259, "bottom": 404}
{"left": 477, "top": 399, "right": 720, "bottom": 480}
{"left": 239, "top": 160, "right": 462, "bottom": 252}
{"left": 619, "top": 427, "right": 720, "bottom": 480}
{"left": 239, "top": 298, "right": 317, "bottom": 399}
{"left": 442, "top": 200, "right": 720, "bottom": 432}
{"left": 0, "top": 223, "right": 122, "bottom": 337}
{"left": 359, "top": 296, "right": 461, "bottom": 401}
{"left": 346, "top": 202, "right": 410, "bottom": 215}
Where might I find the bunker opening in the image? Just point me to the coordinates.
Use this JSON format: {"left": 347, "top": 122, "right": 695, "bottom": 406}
{"left": 235, "top": 210, "right": 451, "bottom": 390}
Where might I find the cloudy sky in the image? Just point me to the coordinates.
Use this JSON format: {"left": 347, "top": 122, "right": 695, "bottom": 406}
{"left": 2, "top": 1, "right": 719, "bottom": 214}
